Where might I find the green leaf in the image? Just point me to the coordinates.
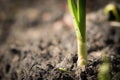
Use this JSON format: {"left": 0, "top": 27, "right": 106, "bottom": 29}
{"left": 77, "top": 0, "right": 86, "bottom": 42}
{"left": 68, "top": 0, "right": 78, "bottom": 23}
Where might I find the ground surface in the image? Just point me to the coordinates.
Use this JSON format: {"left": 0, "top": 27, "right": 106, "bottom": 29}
{"left": 0, "top": 0, "right": 120, "bottom": 80}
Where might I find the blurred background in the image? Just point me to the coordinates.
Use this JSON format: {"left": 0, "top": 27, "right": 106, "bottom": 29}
{"left": 0, "top": 0, "right": 120, "bottom": 45}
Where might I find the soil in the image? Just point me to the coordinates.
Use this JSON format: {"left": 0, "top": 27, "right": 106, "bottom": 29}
{"left": 0, "top": 0, "right": 120, "bottom": 80}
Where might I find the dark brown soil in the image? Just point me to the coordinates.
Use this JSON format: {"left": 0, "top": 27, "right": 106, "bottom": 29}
{"left": 0, "top": 0, "right": 120, "bottom": 80}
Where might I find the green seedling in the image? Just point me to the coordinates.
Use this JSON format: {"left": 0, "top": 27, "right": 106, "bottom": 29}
{"left": 98, "top": 54, "right": 110, "bottom": 80}
{"left": 104, "top": 3, "right": 120, "bottom": 21}
{"left": 68, "top": 0, "right": 87, "bottom": 67}
{"left": 58, "top": 68, "right": 67, "bottom": 72}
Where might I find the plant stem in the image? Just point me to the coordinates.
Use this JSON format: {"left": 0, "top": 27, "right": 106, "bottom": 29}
{"left": 77, "top": 0, "right": 87, "bottom": 67}
{"left": 98, "top": 54, "right": 110, "bottom": 80}
{"left": 68, "top": 0, "right": 87, "bottom": 67}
